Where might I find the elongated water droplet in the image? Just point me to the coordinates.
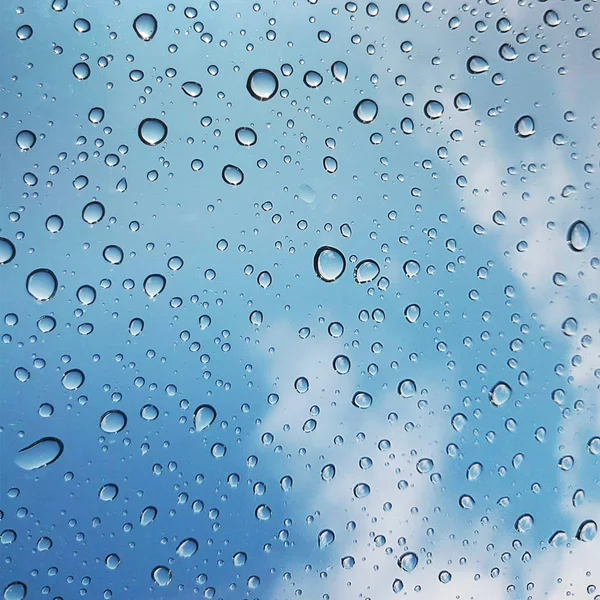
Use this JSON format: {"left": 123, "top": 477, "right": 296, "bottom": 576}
{"left": 467, "top": 55, "right": 489, "bottom": 74}
{"left": 314, "top": 246, "right": 346, "bottom": 282}
{"left": 176, "top": 538, "right": 198, "bottom": 557}
{"left": 140, "top": 506, "right": 157, "bottom": 526}
{"left": 194, "top": 404, "right": 216, "bottom": 432}
{"left": 100, "top": 410, "right": 127, "bottom": 433}
{"left": 15, "top": 437, "right": 64, "bottom": 470}
{"left": 576, "top": 520, "right": 598, "bottom": 542}
{"left": 182, "top": 81, "right": 202, "bottom": 97}
{"left": 331, "top": 60, "right": 348, "bottom": 82}
{"left": 0, "top": 238, "right": 16, "bottom": 264}
{"left": 567, "top": 220, "right": 590, "bottom": 251}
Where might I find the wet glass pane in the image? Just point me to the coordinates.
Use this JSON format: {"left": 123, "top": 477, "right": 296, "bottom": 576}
{"left": 1, "top": 1, "right": 599, "bottom": 599}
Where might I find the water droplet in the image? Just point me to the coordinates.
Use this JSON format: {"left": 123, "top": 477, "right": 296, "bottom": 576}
{"left": 321, "top": 464, "right": 336, "bottom": 481}
{"left": 138, "top": 118, "right": 167, "bottom": 146}
{"left": 549, "top": 530, "right": 568, "bottom": 547}
{"left": 235, "top": 127, "right": 257, "bottom": 147}
{"left": 247, "top": 69, "right": 279, "bottom": 101}
{"left": 467, "top": 462, "right": 483, "bottom": 481}
{"left": 354, "top": 259, "right": 380, "bottom": 284}
{"left": 392, "top": 579, "right": 404, "bottom": 593}
{"left": 16, "top": 130, "right": 36, "bottom": 151}
{"left": 15, "top": 438, "right": 64, "bottom": 470}
{"left": 331, "top": 60, "right": 348, "bottom": 82}
{"left": 318, "top": 529, "right": 335, "bottom": 549}
{"left": 439, "top": 571, "right": 452, "bottom": 584}
{"left": 514, "top": 115, "right": 535, "bottom": 138}
{"left": 353, "top": 483, "right": 370, "bottom": 498}
{"left": 490, "top": 381, "right": 512, "bottom": 407}
{"left": 416, "top": 458, "right": 433, "bottom": 473}
{"left": 194, "top": 404, "right": 217, "bottom": 432}
{"left": 515, "top": 513, "right": 534, "bottom": 533}
{"left": 303, "top": 70, "right": 323, "bottom": 88}
{"left": 454, "top": 92, "right": 472, "bottom": 111}
{"left": 467, "top": 55, "right": 489, "bottom": 74}
{"left": 333, "top": 355, "right": 351, "bottom": 374}
{"left": 233, "top": 552, "right": 247, "bottom": 566}
{"left": 396, "top": 4, "right": 410, "bottom": 22}
{"left": 576, "top": 520, "right": 598, "bottom": 542}
{"left": 403, "top": 260, "right": 420, "bottom": 277}
{"left": 133, "top": 13, "right": 158, "bottom": 41}
{"left": 543, "top": 9, "right": 560, "bottom": 27}
{"left": 398, "top": 379, "right": 416, "bottom": 398}
{"left": 404, "top": 303, "right": 421, "bottom": 323}
{"left": 82, "top": 201, "right": 105, "bottom": 225}
{"left": 566, "top": 220, "right": 590, "bottom": 252}
{"left": 257, "top": 271, "right": 272, "bottom": 288}
{"left": 587, "top": 436, "right": 600, "bottom": 455}
{"left": 73, "top": 62, "right": 91, "bottom": 81}
{"left": 74, "top": 18, "right": 91, "bottom": 33}
{"left": 255, "top": 504, "right": 272, "bottom": 520}
{"left": 424, "top": 100, "right": 444, "bottom": 119}
{"left": 222, "top": 164, "right": 244, "bottom": 186}
{"left": 140, "top": 506, "right": 158, "bottom": 526}
{"left": 26, "top": 269, "right": 58, "bottom": 302}
{"left": 143, "top": 274, "right": 166, "bottom": 299}
{"left": 37, "top": 316, "right": 56, "bottom": 333}
{"left": 352, "top": 391, "right": 373, "bottom": 409}
{"left": 100, "top": 410, "right": 127, "bottom": 434}
{"left": 459, "top": 494, "right": 475, "bottom": 509}
{"left": 99, "top": 483, "right": 119, "bottom": 501}
{"left": 151, "top": 566, "right": 172, "bottom": 586}
{"left": 176, "top": 538, "right": 198, "bottom": 557}
{"left": 353, "top": 99, "right": 378, "bottom": 124}
{"left": 323, "top": 156, "right": 338, "bottom": 173}
{"left": 103, "top": 245, "right": 123, "bottom": 265}
{"left": 314, "top": 246, "right": 346, "bottom": 282}
{"left": 398, "top": 551, "right": 418, "bottom": 572}
{"left": 182, "top": 81, "right": 202, "bottom": 97}
{"left": 45, "top": 215, "right": 63, "bottom": 233}
{"left": 16, "top": 25, "right": 33, "bottom": 41}
{"left": 129, "top": 318, "right": 144, "bottom": 336}
{"left": 77, "top": 285, "right": 96, "bottom": 305}
{"left": 3, "top": 582, "right": 27, "bottom": 600}
{"left": 0, "top": 238, "right": 16, "bottom": 264}
{"left": 88, "top": 107, "right": 105, "bottom": 124}
{"left": 62, "top": 368, "right": 85, "bottom": 391}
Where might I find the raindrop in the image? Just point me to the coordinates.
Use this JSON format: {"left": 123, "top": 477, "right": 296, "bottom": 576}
{"left": 129, "top": 318, "right": 144, "bottom": 336}
{"left": 143, "top": 274, "right": 166, "bottom": 299}
{"left": 353, "top": 483, "right": 370, "bottom": 498}
{"left": 16, "top": 25, "right": 33, "bottom": 41}
{"left": 26, "top": 269, "right": 58, "bottom": 302}
{"left": 398, "top": 552, "right": 418, "bottom": 572}
{"left": 0, "top": 238, "right": 16, "bottom": 264}
{"left": 467, "top": 55, "right": 489, "bottom": 74}
{"left": 235, "top": 127, "right": 257, "bottom": 147}
{"left": 233, "top": 552, "right": 247, "bottom": 566}
{"left": 318, "top": 529, "right": 335, "bottom": 549}
{"left": 176, "top": 538, "right": 199, "bottom": 557}
{"left": 321, "top": 464, "right": 336, "bottom": 481}
{"left": 587, "top": 436, "right": 600, "bottom": 455}
{"left": 194, "top": 405, "right": 217, "bottom": 432}
{"left": 15, "top": 438, "right": 64, "bottom": 470}
{"left": 515, "top": 513, "right": 534, "bottom": 533}
{"left": 490, "top": 381, "right": 512, "bottom": 407}
{"left": 352, "top": 391, "right": 373, "bottom": 409}
{"left": 543, "top": 10, "right": 560, "bottom": 27}
{"left": 133, "top": 13, "right": 158, "bottom": 41}
{"left": 73, "top": 62, "right": 91, "bottom": 81}
{"left": 138, "top": 118, "right": 168, "bottom": 146}
{"left": 182, "top": 81, "right": 202, "bottom": 97}
{"left": 566, "top": 220, "right": 590, "bottom": 251}
{"left": 303, "top": 70, "right": 323, "bottom": 88}
{"left": 99, "top": 483, "right": 119, "bottom": 501}
{"left": 514, "top": 115, "right": 535, "bottom": 138}
{"left": 459, "top": 494, "right": 475, "bottom": 509}
{"left": 82, "top": 201, "right": 105, "bottom": 224}
{"left": 403, "top": 260, "right": 420, "bottom": 277}
{"left": 396, "top": 4, "right": 410, "bottom": 22}
{"left": 333, "top": 355, "right": 351, "bottom": 374}
{"left": 3, "top": 582, "right": 27, "bottom": 600}
{"left": 353, "top": 99, "right": 378, "bottom": 124}
{"left": 354, "top": 259, "right": 380, "bottom": 283}
{"left": 140, "top": 506, "right": 158, "bottom": 526}
{"left": 576, "top": 520, "right": 598, "bottom": 542}
{"left": 424, "top": 100, "right": 444, "bottom": 119}
{"left": 398, "top": 379, "right": 416, "bottom": 398}
{"left": 222, "top": 164, "right": 244, "bottom": 185}
{"left": 16, "top": 130, "right": 36, "bottom": 151}
{"left": 100, "top": 410, "right": 127, "bottom": 433}
{"left": 331, "top": 60, "right": 348, "bottom": 82}
{"left": 62, "top": 369, "right": 85, "bottom": 391}
{"left": 103, "top": 245, "right": 123, "bottom": 265}
{"left": 314, "top": 246, "right": 346, "bottom": 282}
{"left": 323, "top": 156, "right": 338, "bottom": 173}
{"left": 404, "top": 303, "right": 421, "bottom": 323}
{"left": 88, "top": 107, "right": 105, "bottom": 124}
{"left": 247, "top": 69, "right": 279, "bottom": 101}
{"left": 255, "top": 504, "right": 272, "bottom": 520}
{"left": 151, "top": 566, "right": 172, "bottom": 586}
{"left": 77, "top": 285, "right": 96, "bottom": 305}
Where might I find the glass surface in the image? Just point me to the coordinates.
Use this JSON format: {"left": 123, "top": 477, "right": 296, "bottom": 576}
{"left": 1, "top": 1, "right": 599, "bottom": 599}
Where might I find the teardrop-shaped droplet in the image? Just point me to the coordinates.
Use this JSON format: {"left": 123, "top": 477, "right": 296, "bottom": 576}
{"left": 100, "top": 410, "right": 127, "bottom": 433}
{"left": 182, "top": 81, "right": 203, "bottom": 98}
{"left": 176, "top": 538, "right": 198, "bottom": 557}
{"left": 246, "top": 69, "right": 279, "bottom": 101}
{"left": 138, "top": 118, "right": 167, "bottom": 146}
{"left": 354, "top": 259, "right": 380, "bottom": 284}
{"left": 514, "top": 115, "right": 535, "bottom": 138}
{"left": 331, "top": 60, "right": 348, "bottom": 83}
{"left": 129, "top": 318, "right": 144, "bottom": 336}
{"left": 490, "top": 381, "right": 512, "bottom": 407}
{"left": 318, "top": 529, "right": 335, "bottom": 549}
{"left": 15, "top": 437, "right": 64, "bottom": 470}
{"left": 140, "top": 506, "right": 158, "bottom": 526}
{"left": 314, "top": 246, "right": 346, "bottom": 282}
{"left": 467, "top": 55, "right": 489, "bottom": 74}
{"left": 353, "top": 99, "right": 378, "bottom": 124}
{"left": 26, "top": 269, "right": 58, "bottom": 302}
{"left": 566, "top": 220, "right": 590, "bottom": 252}
{"left": 143, "top": 274, "right": 166, "bottom": 299}
{"left": 194, "top": 404, "right": 217, "bottom": 432}
{"left": 235, "top": 127, "right": 257, "bottom": 147}
{"left": 133, "top": 13, "right": 158, "bottom": 41}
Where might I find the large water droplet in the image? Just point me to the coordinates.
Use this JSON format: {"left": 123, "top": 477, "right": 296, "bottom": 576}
{"left": 3, "top": 582, "right": 27, "bottom": 600}
{"left": 235, "top": 127, "right": 257, "bottom": 147}
{"left": 398, "top": 551, "right": 418, "bottom": 572}
{"left": 576, "top": 520, "right": 598, "bottom": 542}
{"left": 194, "top": 404, "right": 217, "bottom": 432}
{"left": 352, "top": 391, "right": 373, "bottom": 409}
{"left": 424, "top": 100, "right": 444, "bottom": 119}
{"left": 62, "top": 368, "right": 85, "bottom": 390}
{"left": 318, "top": 529, "right": 335, "bottom": 549}
{"left": 354, "top": 259, "right": 380, "bottom": 284}
{"left": 138, "top": 118, "right": 167, "bottom": 146}
{"left": 490, "top": 381, "right": 512, "bottom": 407}
{"left": 514, "top": 115, "right": 535, "bottom": 138}
{"left": 397, "top": 378, "right": 416, "bottom": 398}
{"left": 143, "top": 274, "right": 166, "bottom": 298}
{"left": 314, "top": 246, "right": 346, "bottom": 282}
{"left": 0, "top": 238, "right": 16, "bottom": 264}
{"left": 515, "top": 513, "right": 534, "bottom": 533}
{"left": 100, "top": 410, "right": 127, "bottom": 433}
{"left": 176, "top": 538, "right": 198, "bottom": 557}
{"left": 151, "top": 566, "right": 172, "bottom": 586}
{"left": 140, "top": 506, "right": 158, "bottom": 526}
{"left": 467, "top": 55, "right": 489, "bottom": 74}
{"left": 15, "top": 437, "right": 64, "bottom": 470}
{"left": 133, "top": 13, "right": 158, "bottom": 41}
{"left": 566, "top": 220, "right": 590, "bottom": 251}
{"left": 246, "top": 69, "right": 279, "bottom": 101}
{"left": 222, "top": 164, "right": 244, "bottom": 186}
{"left": 331, "top": 60, "right": 348, "bottom": 83}
{"left": 26, "top": 269, "right": 58, "bottom": 302}
{"left": 182, "top": 81, "right": 202, "bottom": 97}
{"left": 16, "top": 130, "right": 36, "bottom": 151}
{"left": 353, "top": 99, "right": 378, "bottom": 124}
